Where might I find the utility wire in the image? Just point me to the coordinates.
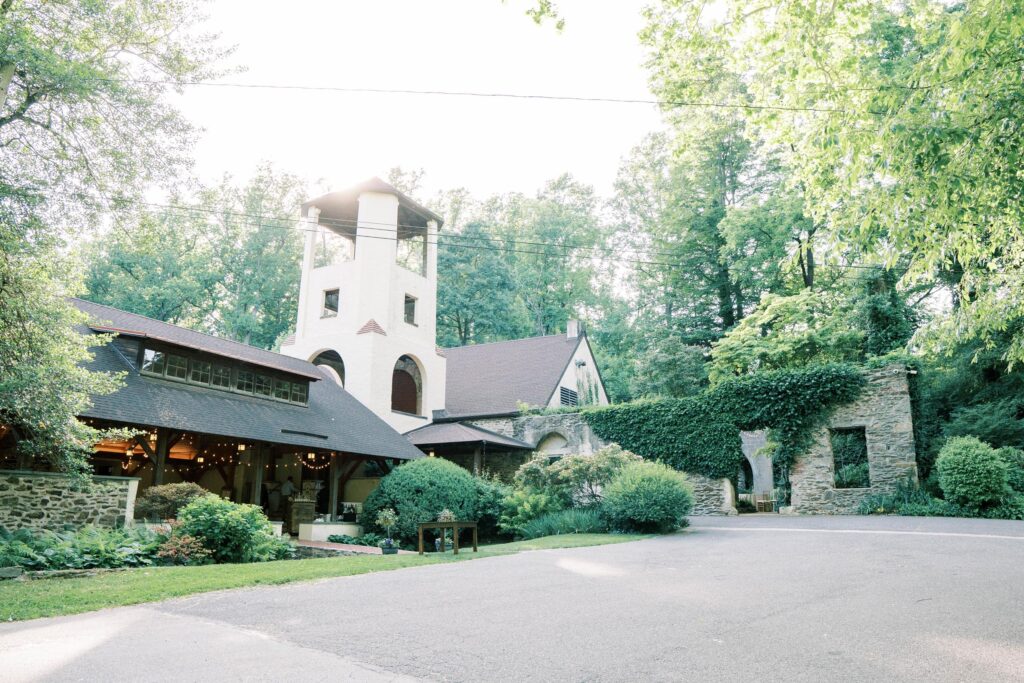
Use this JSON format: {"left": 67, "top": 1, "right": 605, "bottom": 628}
{"left": 82, "top": 191, "right": 895, "bottom": 273}
{"left": 90, "top": 77, "right": 882, "bottom": 115}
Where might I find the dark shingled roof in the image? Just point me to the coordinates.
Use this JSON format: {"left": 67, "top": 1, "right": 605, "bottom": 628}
{"left": 74, "top": 302, "right": 424, "bottom": 461}
{"left": 440, "top": 334, "right": 582, "bottom": 420}
{"left": 405, "top": 421, "right": 533, "bottom": 450}
{"left": 74, "top": 299, "right": 322, "bottom": 380}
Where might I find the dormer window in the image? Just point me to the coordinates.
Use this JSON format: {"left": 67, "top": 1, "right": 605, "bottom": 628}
{"left": 322, "top": 289, "right": 339, "bottom": 318}
{"left": 140, "top": 345, "right": 310, "bottom": 405}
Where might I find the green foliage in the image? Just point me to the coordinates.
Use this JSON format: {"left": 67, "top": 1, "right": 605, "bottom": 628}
{"left": 176, "top": 495, "right": 288, "bottom": 564}
{"left": 602, "top": 461, "right": 693, "bottom": 533}
{"left": 82, "top": 166, "right": 307, "bottom": 350}
{"left": 945, "top": 399, "right": 1024, "bottom": 451}
{"left": 359, "top": 458, "right": 481, "bottom": 544}
{"left": 155, "top": 533, "right": 212, "bottom": 566}
{"left": 857, "top": 476, "right": 934, "bottom": 515}
{"left": 936, "top": 437, "right": 1009, "bottom": 510}
{"left": 326, "top": 533, "right": 386, "bottom": 548}
{"left": 831, "top": 429, "right": 870, "bottom": 489}
{"left": 520, "top": 508, "right": 608, "bottom": 539}
{"left": 0, "top": 526, "right": 161, "bottom": 570}
{"left": 135, "top": 483, "right": 208, "bottom": 521}
{"left": 498, "top": 489, "right": 564, "bottom": 537}
{"left": 709, "top": 291, "right": 864, "bottom": 384}
{"left": 473, "top": 475, "right": 512, "bottom": 541}
{"left": 996, "top": 447, "right": 1024, "bottom": 495}
{"left": 514, "top": 445, "right": 644, "bottom": 507}
{"left": 374, "top": 508, "right": 399, "bottom": 539}
{"left": 585, "top": 364, "right": 867, "bottom": 478}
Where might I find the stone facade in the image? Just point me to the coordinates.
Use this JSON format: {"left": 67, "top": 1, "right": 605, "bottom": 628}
{"left": 474, "top": 412, "right": 606, "bottom": 456}
{"left": 0, "top": 471, "right": 139, "bottom": 532}
{"left": 789, "top": 365, "right": 918, "bottom": 514}
{"left": 688, "top": 474, "right": 738, "bottom": 516}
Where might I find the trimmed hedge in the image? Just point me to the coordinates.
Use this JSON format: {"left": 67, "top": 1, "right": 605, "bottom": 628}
{"left": 177, "top": 495, "right": 291, "bottom": 563}
{"left": 360, "top": 458, "right": 502, "bottom": 544}
{"left": 936, "top": 436, "right": 1009, "bottom": 510}
{"left": 584, "top": 364, "right": 867, "bottom": 478}
{"left": 520, "top": 508, "right": 608, "bottom": 539}
{"left": 602, "top": 461, "right": 693, "bottom": 533}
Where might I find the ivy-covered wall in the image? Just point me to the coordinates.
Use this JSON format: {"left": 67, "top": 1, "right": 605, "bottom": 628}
{"left": 582, "top": 364, "right": 868, "bottom": 480}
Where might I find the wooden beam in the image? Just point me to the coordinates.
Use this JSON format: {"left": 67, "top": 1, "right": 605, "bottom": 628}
{"left": 152, "top": 428, "right": 170, "bottom": 485}
{"left": 328, "top": 454, "right": 340, "bottom": 522}
{"left": 249, "top": 443, "right": 266, "bottom": 507}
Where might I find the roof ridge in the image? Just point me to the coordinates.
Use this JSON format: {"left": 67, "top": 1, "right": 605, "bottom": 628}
{"left": 443, "top": 333, "right": 570, "bottom": 352}
{"left": 72, "top": 297, "right": 304, "bottom": 364}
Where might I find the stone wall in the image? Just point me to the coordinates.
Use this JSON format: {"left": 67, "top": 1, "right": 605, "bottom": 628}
{"left": 789, "top": 365, "right": 918, "bottom": 514}
{"left": 0, "top": 470, "right": 140, "bottom": 532}
{"left": 689, "top": 474, "right": 738, "bottom": 516}
{"left": 474, "top": 412, "right": 606, "bottom": 456}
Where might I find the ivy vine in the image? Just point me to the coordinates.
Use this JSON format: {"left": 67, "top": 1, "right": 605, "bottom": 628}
{"left": 582, "top": 363, "right": 869, "bottom": 479}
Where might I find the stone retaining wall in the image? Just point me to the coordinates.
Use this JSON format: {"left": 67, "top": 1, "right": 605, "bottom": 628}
{"left": 789, "top": 366, "right": 918, "bottom": 514}
{"left": 0, "top": 470, "right": 139, "bottom": 532}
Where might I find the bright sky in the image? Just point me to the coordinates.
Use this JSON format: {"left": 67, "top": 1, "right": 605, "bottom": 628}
{"left": 177, "top": 0, "right": 664, "bottom": 199}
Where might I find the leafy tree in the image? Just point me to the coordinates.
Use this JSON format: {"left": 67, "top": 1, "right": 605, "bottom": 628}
{"left": 82, "top": 166, "right": 306, "bottom": 350}
{"left": 0, "top": 0, "right": 224, "bottom": 473}
{"left": 643, "top": 0, "right": 1024, "bottom": 366}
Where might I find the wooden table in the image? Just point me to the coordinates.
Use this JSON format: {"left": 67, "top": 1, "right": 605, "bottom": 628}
{"left": 418, "top": 521, "right": 478, "bottom": 555}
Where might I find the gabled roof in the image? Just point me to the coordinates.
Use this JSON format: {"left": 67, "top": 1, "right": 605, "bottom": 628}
{"left": 302, "top": 177, "right": 444, "bottom": 227}
{"left": 439, "top": 334, "right": 584, "bottom": 420}
{"left": 74, "top": 299, "right": 322, "bottom": 380}
{"left": 404, "top": 422, "right": 533, "bottom": 450}
{"left": 74, "top": 302, "right": 424, "bottom": 460}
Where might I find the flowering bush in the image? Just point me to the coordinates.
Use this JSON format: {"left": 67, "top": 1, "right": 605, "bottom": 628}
{"left": 156, "top": 533, "right": 211, "bottom": 566}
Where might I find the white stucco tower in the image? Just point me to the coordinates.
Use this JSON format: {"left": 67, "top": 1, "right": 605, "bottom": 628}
{"left": 280, "top": 178, "right": 445, "bottom": 434}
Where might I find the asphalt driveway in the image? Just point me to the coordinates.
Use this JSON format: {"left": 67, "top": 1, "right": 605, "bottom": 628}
{"left": 2, "top": 515, "right": 1023, "bottom": 682}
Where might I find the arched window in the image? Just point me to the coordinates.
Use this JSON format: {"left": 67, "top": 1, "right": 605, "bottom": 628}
{"left": 311, "top": 350, "right": 345, "bottom": 386}
{"left": 391, "top": 355, "right": 422, "bottom": 414}
{"left": 536, "top": 432, "right": 569, "bottom": 458}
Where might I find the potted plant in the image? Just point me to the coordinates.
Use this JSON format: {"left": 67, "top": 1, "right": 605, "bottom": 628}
{"left": 434, "top": 508, "right": 456, "bottom": 552}
{"left": 376, "top": 508, "right": 399, "bottom": 555}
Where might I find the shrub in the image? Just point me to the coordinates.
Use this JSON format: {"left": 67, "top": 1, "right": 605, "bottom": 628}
{"left": 360, "top": 458, "right": 480, "bottom": 544}
{"left": 474, "top": 475, "right": 512, "bottom": 541}
{"left": 135, "top": 482, "right": 208, "bottom": 520}
{"left": 176, "top": 495, "right": 286, "bottom": 563}
{"left": 513, "top": 444, "right": 642, "bottom": 506}
{"left": 936, "top": 436, "right": 1009, "bottom": 510}
{"left": 326, "top": 533, "right": 385, "bottom": 547}
{"left": 602, "top": 461, "right": 693, "bottom": 533}
{"left": 0, "top": 526, "right": 161, "bottom": 570}
{"left": 835, "top": 463, "right": 870, "bottom": 489}
{"left": 858, "top": 476, "right": 933, "bottom": 515}
{"left": 498, "top": 489, "right": 564, "bottom": 537}
{"left": 996, "top": 447, "right": 1024, "bottom": 495}
{"left": 156, "top": 534, "right": 212, "bottom": 566}
{"left": 520, "top": 508, "right": 609, "bottom": 539}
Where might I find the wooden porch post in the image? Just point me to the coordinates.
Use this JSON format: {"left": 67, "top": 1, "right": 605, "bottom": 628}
{"left": 152, "top": 428, "right": 170, "bottom": 485}
{"left": 473, "top": 446, "right": 482, "bottom": 476}
{"left": 249, "top": 443, "right": 266, "bottom": 507}
{"left": 328, "top": 453, "right": 340, "bottom": 522}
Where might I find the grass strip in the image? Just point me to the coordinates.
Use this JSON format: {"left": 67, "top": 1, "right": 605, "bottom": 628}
{"left": 0, "top": 533, "right": 645, "bottom": 622}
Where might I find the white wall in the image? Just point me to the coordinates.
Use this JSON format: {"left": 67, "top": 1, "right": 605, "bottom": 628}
{"left": 547, "top": 336, "right": 609, "bottom": 408}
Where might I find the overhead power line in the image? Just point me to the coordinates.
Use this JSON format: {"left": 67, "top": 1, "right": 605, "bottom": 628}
{"left": 93, "top": 77, "right": 880, "bottom": 115}
{"left": 77, "top": 191, "right": 893, "bottom": 273}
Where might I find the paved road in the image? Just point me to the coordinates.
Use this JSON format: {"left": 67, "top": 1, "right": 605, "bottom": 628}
{"left": 2, "top": 515, "right": 1023, "bottom": 682}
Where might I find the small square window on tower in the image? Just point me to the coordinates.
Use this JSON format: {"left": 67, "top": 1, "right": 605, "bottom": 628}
{"left": 322, "top": 289, "right": 339, "bottom": 318}
{"left": 404, "top": 294, "right": 417, "bottom": 325}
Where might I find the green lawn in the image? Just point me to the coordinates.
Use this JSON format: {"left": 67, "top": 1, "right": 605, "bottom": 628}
{"left": 0, "top": 533, "right": 646, "bottom": 622}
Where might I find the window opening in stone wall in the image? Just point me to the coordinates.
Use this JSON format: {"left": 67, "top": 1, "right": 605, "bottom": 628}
{"left": 831, "top": 427, "right": 870, "bottom": 488}
{"left": 322, "top": 289, "right": 339, "bottom": 318}
{"left": 560, "top": 386, "right": 579, "bottom": 407}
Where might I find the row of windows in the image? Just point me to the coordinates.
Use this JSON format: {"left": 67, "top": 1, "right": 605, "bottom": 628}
{"left": 141, "top": 349, "right": 309, "bottom": 404}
